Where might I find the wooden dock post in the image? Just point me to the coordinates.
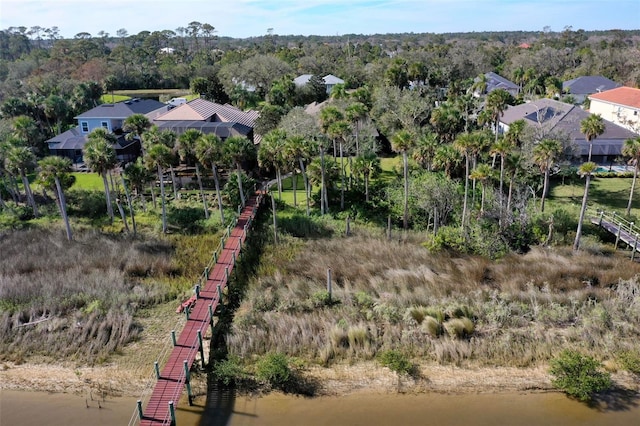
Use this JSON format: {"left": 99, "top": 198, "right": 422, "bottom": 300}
{"left": 171, "top": 330, "right": 176, "bottom": 346}
{"left": 154, "top": 361, "right": 160, "bottom": 379}
{"left": 195, "top": 284, "right": 200, "bottom": 299}
{"left": 225, "top": 266, "right": 229, "bottom": 282}
{"left": 615, "top": 225, "right": 621, "bottom": 249}
{"left": 197, "top": 330, "right": 205, "bottom": 368}
{"left": 217, "top": 284, "right": 223, "bottom": 304}
{"left": 327, "top": 268, "right": 332, "bottom": 302}
{"left": 633, "top": 234, "right": 639, "bottom": 261}
{"left": 137, "top": 400, "right": 143, "bottom": 420}
{"left": 168, "top": 401, "right": 176, "bottom": 425}
{"left": 208, "top": 304, "right": 214, "bottom": 328}
{"left": 184, "top": 360, "right": 193, "bottom": 406}
{"left": 598, "top": 211, "right": 604, "bottom": 226}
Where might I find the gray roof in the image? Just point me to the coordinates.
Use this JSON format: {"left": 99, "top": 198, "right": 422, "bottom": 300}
{"left": 562, "top": 76, "right": 620, "bottom": 96}
{"left": 485, "top": 72, "right": 519, "bottom": 92}
{"left": 46, "top": 128, "right": 137, "bottom": 151}
{"left": 294, "top": 74, "right": 313, "bottom": 86}
{"left": 75, "top": 99, "right": 166, "bottom": 120}
{"left": 46, "top": 127, "right": 86, "bottom": 150}
{"left": 501, "top": 98, "right": 638, "bottom": 156}
{"left": 323, "top": 74, "right": 344, "bottom": 85}
{"left": 154, "top": 121, "right": 252, "bottom": 139}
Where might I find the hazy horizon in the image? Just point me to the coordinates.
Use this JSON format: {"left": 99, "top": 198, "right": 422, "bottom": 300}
{"left": 1, "top": 0, "right": 638, "bottom": 40}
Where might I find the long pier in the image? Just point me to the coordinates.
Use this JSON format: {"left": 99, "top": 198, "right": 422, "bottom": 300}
{"left": 130, "top": 190, "right": 264, "bottom": 425}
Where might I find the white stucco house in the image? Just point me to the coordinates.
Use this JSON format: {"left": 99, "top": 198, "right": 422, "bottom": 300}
{"left": 588, "top": 86, "right": 640, "bottom": 133}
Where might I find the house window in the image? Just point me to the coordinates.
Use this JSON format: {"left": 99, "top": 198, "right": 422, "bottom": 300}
{"left": 101, "top": 121, "right": 109, "bottom": 130}
{"left": 81, "top": 121, "right": 89, "bottom": 133}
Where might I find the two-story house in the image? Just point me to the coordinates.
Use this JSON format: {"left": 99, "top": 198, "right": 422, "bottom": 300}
{"left": 47, "top": 98, "right": 168, "bottom": 164}
{"left": 588, "top": 86, "right": 640, "bottom": 133}
{"left": 499, "top": 98, "right": 638, "bottom": 163}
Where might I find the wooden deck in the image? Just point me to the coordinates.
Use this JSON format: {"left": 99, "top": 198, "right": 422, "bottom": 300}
{"left": 138, "top": 192, "right": 263, "bottom": 425}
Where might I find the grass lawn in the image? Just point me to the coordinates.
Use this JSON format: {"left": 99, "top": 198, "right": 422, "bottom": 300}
{"left": 72, "top": 172, "right": 105, "bottom": 191}
{"left": 100, "top": 94, "right": 131, "bottom": 103}
{"left": 547, "top": 176, "right": 639, "bottom": 220}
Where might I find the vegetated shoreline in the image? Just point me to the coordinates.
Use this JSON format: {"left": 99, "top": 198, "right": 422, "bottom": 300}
{"left": 2, "top": 358, "right": 639, "bottom": 399}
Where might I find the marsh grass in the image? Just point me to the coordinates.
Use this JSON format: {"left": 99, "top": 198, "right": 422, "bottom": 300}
{"left": 226, "top": 228, "right": 640, "bottom": 369}
{"left": 0, "top": 227, "right": 215, "bottom": 364}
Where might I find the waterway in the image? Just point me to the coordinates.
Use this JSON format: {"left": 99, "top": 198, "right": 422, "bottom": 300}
{"left": 2, "top": 388, "right": 639, "bottom": 425}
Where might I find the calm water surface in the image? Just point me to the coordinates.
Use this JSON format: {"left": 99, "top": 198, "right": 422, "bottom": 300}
{"left": 2, "top": 389, "right": 640, "bottom": 426}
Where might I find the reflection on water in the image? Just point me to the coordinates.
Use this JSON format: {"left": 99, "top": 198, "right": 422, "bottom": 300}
{"left": 176, "top": 389, "right": 640, "bottom": 426}
{"left": 2, "top": 387, "right": 639, "bottom": 426}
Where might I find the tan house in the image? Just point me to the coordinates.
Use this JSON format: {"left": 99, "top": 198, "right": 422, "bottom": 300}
{"left": 588, "top": 87, "right": 640, "bottom": 133}
{"left": 152, "top": 98, "right": 260, "bottom": 143}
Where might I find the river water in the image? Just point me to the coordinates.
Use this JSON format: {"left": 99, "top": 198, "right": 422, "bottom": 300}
{"left": 2, "top": 388, "right": 639, "bottom": 425}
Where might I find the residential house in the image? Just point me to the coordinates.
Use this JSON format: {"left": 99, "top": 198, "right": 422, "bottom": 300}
{"left": 499, "top": 98, "right": 638, "bottom": 163}
{"left": 474, "top": 72, "right": 520, "bottom": 97}
{"left": 588, "top": 86, "right": 640, "bottom": 133}
{"left": 294, "top": 74, "right": 345, "bottom": 94}
{"left": 47, "top": 98, "right": 168, "bottom": 164}
{"left": 152, "top": 98, "right": 260, "bottom": 143}
{"left": 562, "top": 76, "right": 620, "bottom": 104}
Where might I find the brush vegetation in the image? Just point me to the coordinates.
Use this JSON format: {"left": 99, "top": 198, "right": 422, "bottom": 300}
{"left": 226, "top": 218, "right": 640, "bottom": 372}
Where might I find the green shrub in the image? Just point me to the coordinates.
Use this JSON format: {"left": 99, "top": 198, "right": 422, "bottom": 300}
{"left": 256, "top": 352, "right": 292, "bottom": 389}
{"left": 618, "top": 350, "right": 640, "bottom": 375}
{"left": 309, "top": 290, "right": 334, "bottom": 308}
{"left": 378, "top": 349, "right": 414, "bottom": 376}
{"left": 425, "top": 225, "right": 467, "bottom": 254}
{"left": 549, "top": 350, "right": 612, "bottom": 401}
{"left": 212, "top": 356, "right": 247, "bottom": 386}
{"left": 353, "top": 291, "right": 374, "bottom": 309}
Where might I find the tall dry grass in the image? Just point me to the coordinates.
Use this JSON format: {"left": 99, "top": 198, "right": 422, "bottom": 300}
{"left": 0, "top": 229, "right": 182, "bottom": 364}
{"left": 226, "top": 231, "right": 640, "bottom": 370}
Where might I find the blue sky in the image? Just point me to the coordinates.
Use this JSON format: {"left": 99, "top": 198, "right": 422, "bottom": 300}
{"left": 1, "top": 0, "right": 638, "bottom": 39}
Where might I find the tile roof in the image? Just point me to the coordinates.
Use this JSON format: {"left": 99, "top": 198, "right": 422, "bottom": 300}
{"left": 75, "top": 99, "right": 166, "bottom": 119}
{"left": 153, "top": 99, "right": 258, "bottom": 128}
{"left": 589, "top": 87, "right": 640, "bottom": 109}
{"left": 562, "top": 76, "right": 620, "bottom": 95}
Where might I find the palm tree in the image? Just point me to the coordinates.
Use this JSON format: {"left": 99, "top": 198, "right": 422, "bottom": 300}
{"left": 490, "top": 137, "right": 513, "bottom": 210}
{"left": 123, "top": 113, "right": 152, "bottom": 153}
{"left": 391, "top": 129, "right": 414, "bottom": 229}
{"left": 345, "top": 102, "right": 369, "bottom": 155}
{"left": 533, "top": 138, "right": 563, "bottom": 213}
{"left": 469, "top": 164, "right": 493, "bottom": 214}
{"left": 328, "top": 120, "right": 351, "bottom": 210}
{"left": 196, "top": 134, "right": 227, "bottom": 224}
{"left": 142, "top": 127, "right": 179, "bottom": 199}
{"left": 573, "top": 162, "right": 598, "bottom": 251}
{"left": 433, "top": 144, "right": 461, "bottom": 178}
{"left": 85, "top": 128, "right": 118, "bottom": 223}
{"left": 505, "top": 152, "right": 526, "bottom": 211}
{"left": 258, "top": 129, "right": 287, "bottom": 200}
{"left": 37, "top": 156, "right": 75, "bottom": 240}
{"left": 580, "top": 114, "right": 606, "bottom": 162}
{"left": 353, "top": 151, "right": 381, "bottom": 202}
{"left": 177, "top": 129, "right": 209, "bottom": 219}
{"left": 622, "top": 137, "right": 640, "bottom": 216}
{"left": 454, "top": 132, "right": 477, "bottom": 227}
{"left": 5, "top": 145, "right": 38, "bottom": 217}
{"left": 284, "top": 135, "right": 316, "bottom": 215}
{"left": 319, "top": 105, "right": 343, "bottom": 157}
{"left": 485, "top": 88, "right": 512, "bottom": 144}
{"left": 224, "top": 135, "right": 255, "bottom": 208}
{"left": 430, "top": 101, "right": 463, "bottom": 144}
{"left": 145, "top": 143, "right": 174, "bottom": 233}
{"left": 471, "top": 73, "right": 488, "bottom": 96}
{"left": 413, "top": 132, "right": 438, "bottom": 171}
{"left": 124, "top": 157, "right": 153, "bottom": 211}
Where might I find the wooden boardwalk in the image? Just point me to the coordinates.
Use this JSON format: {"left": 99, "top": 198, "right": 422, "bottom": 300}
{"left": 137, "top": 191, "right": 264, "bottom": 426}
{"left": 591, "top": 212, "right": 640, "bottom": 252}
